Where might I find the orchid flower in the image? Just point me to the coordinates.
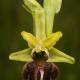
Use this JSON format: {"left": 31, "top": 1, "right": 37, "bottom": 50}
{"left": 9, "top": 0, "right": 75, "bottom": 64}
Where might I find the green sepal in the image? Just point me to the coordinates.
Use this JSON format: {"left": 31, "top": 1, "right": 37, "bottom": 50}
{"left": 33, "top": 9, "right": 46, "bottom": 40}
{"left": 48, "top": 47, "right": 75, "bottom": 64}
{"left": 44, "top": 0, "right": 62, "bottom": 36}
{"left": 55, "top": 0, "right": 62, "bottom": 13}
{"left": 23, "top": 0, "right": 42, "bottom": 13}
{"left": 9, "top": 48, "right": 32, "bottom": 62}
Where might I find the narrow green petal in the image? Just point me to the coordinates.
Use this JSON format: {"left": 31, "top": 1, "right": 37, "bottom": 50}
{"left": 44, "top": 0, "right": 62, "bottom": 36}
{"left": 42, "top": 31, "right": 63, "bottom": 49}
{"left": 21, "top": 31, "right": 38, "bottom": 48}
{"left": 9, "top": 48, "right": 32, "bottom": 62}
{"left": 48, "top": 47, "right": 75, "bottom": 64}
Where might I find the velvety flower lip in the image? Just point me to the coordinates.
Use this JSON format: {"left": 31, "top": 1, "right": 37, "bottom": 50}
{"left": 9, "top": 0, "right": 75, "bottom": 64}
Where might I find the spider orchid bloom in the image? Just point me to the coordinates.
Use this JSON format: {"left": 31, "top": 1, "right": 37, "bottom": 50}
{"left": 9, "top": 0, "right": 75, "bottom": 64}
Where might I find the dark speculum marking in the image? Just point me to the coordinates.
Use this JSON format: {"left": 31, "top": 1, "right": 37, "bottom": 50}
{"left": 32, "top": 51, "right": 48, "bottom": 61}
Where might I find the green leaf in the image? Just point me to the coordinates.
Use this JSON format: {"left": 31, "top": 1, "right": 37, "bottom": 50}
{"left": 9, "top": 48, "right": 32, "bottom": 62}
{"left": 48, "top": 47, "right": 75, "bottom": 64}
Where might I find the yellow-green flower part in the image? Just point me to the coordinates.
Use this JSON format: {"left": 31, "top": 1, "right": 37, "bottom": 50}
{"left": 9, "top": 0, "right": 75, "bottom": 64}
{"left": 9, "top": 31, "right": 75, "bottom": 64}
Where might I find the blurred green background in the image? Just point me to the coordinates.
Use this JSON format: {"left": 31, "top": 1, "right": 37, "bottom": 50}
{"left": 0, "top": 0, "right": 80, "bottom": 80}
